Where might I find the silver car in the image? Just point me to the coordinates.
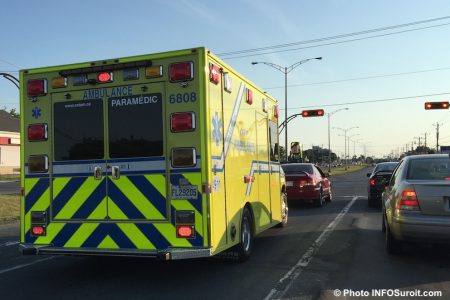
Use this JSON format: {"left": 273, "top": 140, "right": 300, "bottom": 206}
{"left": 382, "top": 154, "right": 450, "bottom": 254}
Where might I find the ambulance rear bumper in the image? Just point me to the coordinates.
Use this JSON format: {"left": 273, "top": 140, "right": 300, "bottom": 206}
{"left": 20, "top": 243, "right": 212, "bottom": 260}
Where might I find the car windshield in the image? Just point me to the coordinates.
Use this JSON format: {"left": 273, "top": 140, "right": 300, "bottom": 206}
{"left": 406, "top": 157, "right": 450, "bottom": 180}
{"left": 282, "top": 164, "right": 313, "bottom": 174}
{"left": 373, "top": 163, "right": 397, "bottom": 173}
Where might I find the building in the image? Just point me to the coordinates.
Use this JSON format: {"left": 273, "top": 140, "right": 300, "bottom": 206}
{"left": 0, "top": 110, "right": 20, "bottom": 174}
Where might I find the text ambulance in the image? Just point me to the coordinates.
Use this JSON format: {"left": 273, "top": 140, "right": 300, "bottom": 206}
{"left": 20, "top": 47, "right": 288, "bottom": 261}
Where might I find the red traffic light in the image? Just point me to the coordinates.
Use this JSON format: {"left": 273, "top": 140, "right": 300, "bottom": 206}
{"left": 301, "top": 109, "right": 325, "bottom": 117}
{"left": 424, "top": 101, "right": 449, "bottom": 110}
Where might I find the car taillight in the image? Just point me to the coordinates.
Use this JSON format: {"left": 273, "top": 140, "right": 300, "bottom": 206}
{"left": 370, "top": 179, "right": 375, "bottom": 186}
{"left": 28, "top": 124, "right": 48, "bottom": 141}
{"left": 27, "top": 79, "right": 47, "bottom": 97}
{"left": 176, "top": 225, "right": 195, "bottom": 238}
{"left": 171, "top": 112, "right": 195, "bottom": 132}
{"left": 170, "top": 62, "right": 193, "bottom": 82}
{"left": 397, "top": 190, "right": 420, "bottom": 210}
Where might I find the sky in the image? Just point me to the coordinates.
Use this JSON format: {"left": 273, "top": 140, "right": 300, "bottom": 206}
{"left": 1, "top": 0, "right": 450, "bottom": 158}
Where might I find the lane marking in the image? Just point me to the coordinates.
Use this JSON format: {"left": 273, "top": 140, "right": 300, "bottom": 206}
{"left": 0, "top": 241, "right": 19, "bottom": 247}
{"left": 0, "top": 256, "right": 56, "bottom": 275}
{"left": 264, "top": 196, "right": 359, "bottom": 300}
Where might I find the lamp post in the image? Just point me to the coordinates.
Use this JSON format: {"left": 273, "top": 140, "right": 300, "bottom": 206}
{"left": 333, "top": 126, "right": 358, "bottom": 170}
{"left": 347, "top": 134, "right": 360, "bottom": 164}
{"left": 327, "top": 108, "right": 348, "bottom": 173}
{"left": 252, "top": 57, "right": 322, "bottom": 162}
{"left": 0, "top": 73, "right": 19, "bottom": 90}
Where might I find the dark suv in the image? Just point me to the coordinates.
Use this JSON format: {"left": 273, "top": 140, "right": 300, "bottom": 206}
{"left": 367, "top": 162, "right": 398, "bottom": 207}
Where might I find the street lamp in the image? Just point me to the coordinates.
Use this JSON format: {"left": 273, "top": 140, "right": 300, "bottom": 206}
{"left": 347, "top": 134, "right": 360, "bottom": 163}
{"left": 327, "top": 108, "right": 348, "bottom": 172}
{"left": 0, "top": 73, "right": 19, "bottom": 90}
{"left": 333, "top": 126, "right": 358, "bottom": 170}
{"left": 252, "top": 57, "right": 322, "bottom": 162}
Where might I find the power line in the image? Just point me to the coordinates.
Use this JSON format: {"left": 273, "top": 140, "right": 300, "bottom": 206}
{"left": 264, "top": 66, "right": 450, "bottom": 89}
{"left": 221, "top": 22, "right": 450, "bottom": 60}
{"left": 286, "top": 91, "right": 450, "bottom": 109}
{"left": 218, "top": 15, "right": 450, "bottom": 57}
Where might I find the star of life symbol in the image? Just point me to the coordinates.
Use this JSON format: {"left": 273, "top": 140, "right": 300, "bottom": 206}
{"left": 212, "top": 112, "right": 222, "bottom": 146}
{"left": 32, "top": 107, "right": 41, "bottom": 119}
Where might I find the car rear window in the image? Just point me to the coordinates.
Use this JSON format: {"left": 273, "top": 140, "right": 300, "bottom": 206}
{"left": 282, "top": 164, "right": 313, "bottom": 174}
{"left": 407, "top": 157, "right": 450, "bottom": 180}
{"left": 374, "top": 163, "right": 397, "bottom": 173}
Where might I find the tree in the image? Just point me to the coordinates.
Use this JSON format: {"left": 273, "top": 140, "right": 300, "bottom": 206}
{"left": 1, "top": 107, "right": 19, "bottom": 118}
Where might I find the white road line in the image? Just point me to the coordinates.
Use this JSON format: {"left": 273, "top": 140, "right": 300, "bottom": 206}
{"left": 0, "top": 256, "right": 55, "bottom": 275}
{"left": 0, "top": 241, "right": 19, "bottom": 247}
{"left": 264, "top": 196, "right": 359, "bottom": 300}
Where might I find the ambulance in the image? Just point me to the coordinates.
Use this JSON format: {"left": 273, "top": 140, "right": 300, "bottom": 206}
{"left": 20, "top": 47, "right": 288, "bottom": 261}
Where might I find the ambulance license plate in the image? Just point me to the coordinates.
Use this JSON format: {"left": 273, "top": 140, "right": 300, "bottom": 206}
{"left": 172, "top": 185, "right": 198, "bottom": 200}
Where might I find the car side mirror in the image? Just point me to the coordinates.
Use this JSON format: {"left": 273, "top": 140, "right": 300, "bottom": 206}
{"left": 366, "top": 173, "right": 371, "bottom": 177}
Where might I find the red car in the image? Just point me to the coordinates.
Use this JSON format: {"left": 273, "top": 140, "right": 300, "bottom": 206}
{"left": 281, "top": 163, "right": 332, "bottom": 207}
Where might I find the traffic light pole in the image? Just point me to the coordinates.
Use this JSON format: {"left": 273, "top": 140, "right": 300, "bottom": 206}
{"left": 0, "top": 73, "right": 20, "bottom": 90}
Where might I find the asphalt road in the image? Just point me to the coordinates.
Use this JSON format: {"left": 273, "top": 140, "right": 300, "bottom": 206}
{"left": 0, "top": 180, "right": 19, "bottom": 194}
{"left": 0, "top": 168, "right": 448, "bottom": 300}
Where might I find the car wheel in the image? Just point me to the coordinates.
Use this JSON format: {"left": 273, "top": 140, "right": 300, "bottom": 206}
{"left": 235, "top": 207, "right": 253, "bottom": 262}
{"left": 368, "top": 197, "right": 373, "bottom": 207}
{"left": 381, "top": 210, "right": 386, "bottom": 233}
{"left": 326, "top": 190, "right": 332, "bottom": 202}
{"left": 315, "top": 190, "right": 323, "bottom": 207}
{"left": 276, "top": 193, "right": 288, "bottom": 228}
{"left": 385, "top": 219, "right": 401, "bottom": 254}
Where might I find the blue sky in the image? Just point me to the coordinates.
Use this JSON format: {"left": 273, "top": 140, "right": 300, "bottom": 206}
{"left": 1, "top": 0, "right": 450, "bottom": 158}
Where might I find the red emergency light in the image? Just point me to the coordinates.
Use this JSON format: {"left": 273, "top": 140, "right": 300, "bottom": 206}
{"left": 97, "top": 72, "right": 113, "bottom": 83}
{"left": 28, "top": 124, "right": 48, "bottom": 141}
{"left": 27, "top": 79, "right": 47, "bottom": 97}
{"left": 171, "top": 112, "right": 195, "bottom": 132}
{"left": 170, "top": 62, "right": 193, "bottom": 82}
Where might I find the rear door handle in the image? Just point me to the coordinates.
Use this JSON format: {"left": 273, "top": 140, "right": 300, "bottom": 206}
{"left": 112, "top": 166, "right": 120, "bottom": 180}
{"left": 94, "top": 166, "right": 102, "bottom": 180}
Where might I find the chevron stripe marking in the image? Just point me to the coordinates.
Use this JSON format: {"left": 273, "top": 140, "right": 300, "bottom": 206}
{"left": 81, "top": 223, "right": 135, "bottom": 249}
{"left": 25, "top": 178, "right": 50, "bottom": 214}
{"left": 112, "top": 176, "right": 166, "bottom": 220}
{"left": 117, "top": 223, "right": 155, "bottom": 250}
{"left": 98, "top": 235, "right": 119, "bottom": 249}
{"left": 53, "top": 177, "right": 101, "bottom": 219}
{"left": 128, "top": 175, "right": 167, "bottom": 218}
{"left": 71, "top": 180, "right": 107, "bottom": 219}
{"left": 63, "top": 223, "right": 99, "bottom": 248}
{"left": 107, "top": 179, "right": 146, "bottom": 220}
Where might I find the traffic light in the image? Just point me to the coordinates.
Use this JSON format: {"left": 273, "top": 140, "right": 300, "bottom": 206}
{"left": 424, "top": 101, "right": 449, "bottom": 110}
{"left": 301, "top": 109, "right": 325, "bottom": 117}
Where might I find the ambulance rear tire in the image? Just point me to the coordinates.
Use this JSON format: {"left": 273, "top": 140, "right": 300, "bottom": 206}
{"left": 236, "top": 207, "right": 253, "bottom": 262}
{"left": 276, "top": 193, "right": 288, "bottom": 228}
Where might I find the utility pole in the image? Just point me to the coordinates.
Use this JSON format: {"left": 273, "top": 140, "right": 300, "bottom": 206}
{"left": 414, "top": 136, "right": 421, "bottom": 148}
{"left": 433, "top": 123, "right": 443, "bottom": 152}
{"left": 424, "top": 132, "right": 427, "bottom": 148}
